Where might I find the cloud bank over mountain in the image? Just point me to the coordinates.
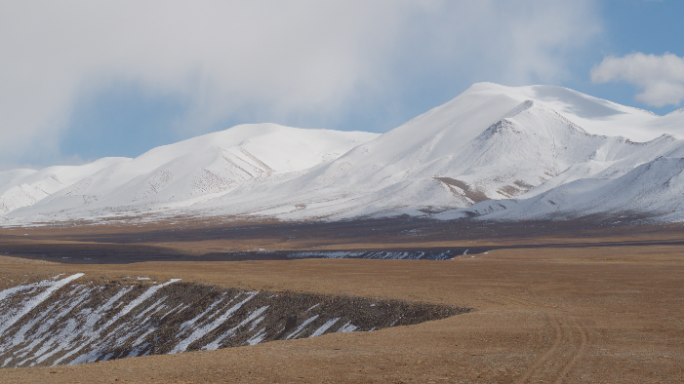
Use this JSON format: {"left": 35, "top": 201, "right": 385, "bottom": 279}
{"left": 0, "top": 1, "right": 601, "bottom": 166}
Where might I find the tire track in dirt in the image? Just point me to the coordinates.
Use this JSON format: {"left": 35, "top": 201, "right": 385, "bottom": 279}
{"left": 500, "top": 294, "right": 589, "bottom": 384}
{"left": 514, "top": 313, "right": 563, "bottom": 384}
{"left": 553, "top": 316, "right": 589, "bottom": 384}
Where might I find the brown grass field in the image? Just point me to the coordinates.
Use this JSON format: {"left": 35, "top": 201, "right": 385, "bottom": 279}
{"left": 0, "top": 217, "right": 683, "bottom": 383}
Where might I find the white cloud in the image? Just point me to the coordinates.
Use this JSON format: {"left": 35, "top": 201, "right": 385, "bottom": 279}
{"left": 0, "top": 0, "right": 601, "bottom": 165}
{"left": 591, "top": 53, "right": 684, "bottom": 108}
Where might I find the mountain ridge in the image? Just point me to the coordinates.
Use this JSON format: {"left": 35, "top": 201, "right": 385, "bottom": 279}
{"left": 3, "top": 83, "right": 684, "bottom": 224}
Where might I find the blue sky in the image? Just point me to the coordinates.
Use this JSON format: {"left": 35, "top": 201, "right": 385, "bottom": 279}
{"left": 1, "top": 1, "right": 683, "bottom": 167}
{"left": 575, "top": 0, "right": 684, "bottom": 111}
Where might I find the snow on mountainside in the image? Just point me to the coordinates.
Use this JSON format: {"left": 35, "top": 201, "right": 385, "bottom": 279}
{"left": 187, "top": 84, "right": 684, "bottom": 221}
{"left": 0, "top": 158, "right": 130, "bottom": 215}
{"left": 461, "top": 156, "right": 684, "bottom": 221}
{"left": 0, "top": 169, "right": 36, "bottom": 187}
{"left": 2, "top": 83, "right": 684, "bottom": 224}
{"left": 4, "top": 124, "right": 377, "bottom": 219}
{"left": 667, "top": 107, "right": 684, "bottom": 115}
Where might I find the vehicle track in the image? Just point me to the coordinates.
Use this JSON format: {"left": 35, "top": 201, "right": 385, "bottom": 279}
{"left": 553, "top": 316, "right": 589, "bottom": 384}
{"left": 514, "top": 313, "right": 563, "bottom": 384}
{"left": 502, "top": 294, "right": 590, "bottom": 384}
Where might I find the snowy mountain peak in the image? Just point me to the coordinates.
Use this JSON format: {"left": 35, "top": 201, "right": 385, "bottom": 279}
{"left": 0, "top": 125, "right": 377, "bottom": 217}
{"left": 3, "top": 83, "right": 684, "bottom": 224}
{"left": 667, "top": 107, "right": 684, "bottom": 115}
{"left": 502, "top": 99, "right": 535, "bottom": 118}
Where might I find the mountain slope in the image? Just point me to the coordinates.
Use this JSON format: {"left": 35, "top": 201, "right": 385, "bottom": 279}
{"left": 0, "top": 158, "right": 130, "bottom": 215}
{"left": 3, "top": 83, "right": 684, "bottom": 224}
{"left": 6, "top": 124, "right": 377, "bottom": 219}
{"left": 192, "top": 85, "right": 684, "bottom": 221}
{"left": 461, "top": 156, "right": 684, "bottom": 221}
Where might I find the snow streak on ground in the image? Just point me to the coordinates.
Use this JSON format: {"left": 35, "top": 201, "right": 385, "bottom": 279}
{"left": 0, "top": 276, "right": 463, "bottom": 368}
{"left": 282, "top": 250, "right": 455, "bottom": 260}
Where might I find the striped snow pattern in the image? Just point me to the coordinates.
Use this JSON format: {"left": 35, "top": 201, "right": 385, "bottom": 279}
{"left": 0, "top": 276, "right": 421, "bottom": 368}
{"left": 284, "top": 250, "right": 454, "bottom": 260}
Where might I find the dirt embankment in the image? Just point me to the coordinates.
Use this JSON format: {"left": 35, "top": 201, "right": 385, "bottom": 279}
{"left": 0, "top": 275, "right": 467, "bottom": 368}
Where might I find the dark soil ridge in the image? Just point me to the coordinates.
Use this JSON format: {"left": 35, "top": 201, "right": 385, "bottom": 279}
{"left": 0, "top": 275, "right": 471, "bottom": 368}
{"left": 0, "top": 244, "right": 482, "bottom": 263}
{"left": 2, "top": 216, "right": 679, "bottom": 264}
{"left": 7, "top": 237, "right": 684, "bottom": 264}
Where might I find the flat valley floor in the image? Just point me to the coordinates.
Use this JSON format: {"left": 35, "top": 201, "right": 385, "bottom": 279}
{"left": 0, "top": 217, "right": 683, "bottom": 383}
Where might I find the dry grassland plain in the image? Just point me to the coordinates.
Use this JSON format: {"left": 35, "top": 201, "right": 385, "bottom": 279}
{"left": 0, "top": 217, "right": 683, "bottom": 383}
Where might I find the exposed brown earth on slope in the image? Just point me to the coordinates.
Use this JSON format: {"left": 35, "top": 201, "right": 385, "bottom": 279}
{"left": 0, "top": 277, "right": 464, "bottom": 368}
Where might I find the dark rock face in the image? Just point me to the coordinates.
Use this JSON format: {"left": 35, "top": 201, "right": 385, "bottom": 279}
{"left": 0, "top": 274, "right": 469, "bottom": 368}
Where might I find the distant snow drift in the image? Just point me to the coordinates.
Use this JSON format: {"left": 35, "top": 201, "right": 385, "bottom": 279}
{"left": 282, "top": 250, "right": 455, "bottom": 260}
{"left": 0, "top": 275, "right": 463, "bottom": 367}
{"left": 3, "top": 82, "right": 684, "bottom": 224}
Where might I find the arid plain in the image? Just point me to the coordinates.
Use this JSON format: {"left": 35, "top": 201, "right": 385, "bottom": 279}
{"left": 1, "top": 217, "right": 683, "bottom": 383}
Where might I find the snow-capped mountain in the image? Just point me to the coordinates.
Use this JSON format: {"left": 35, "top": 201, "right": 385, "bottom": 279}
{"left": 459, "top": 148, "right": 684, "bottom": 221}
{"left": 0, "top": 158, "right": 129, "bottom": 215}
{"left": 2, "top": 124, "right": 377, "bottom": 219}
{"left": 3, "top": 83, "right": 684, "bottom": 224}
{"left": 188, "top": 83, "right": 684, "bottom": 221}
